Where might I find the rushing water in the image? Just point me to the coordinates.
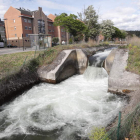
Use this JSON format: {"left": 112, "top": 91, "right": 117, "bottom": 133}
{"left": 0, "top": 49, "right": 125, "bottom": 140}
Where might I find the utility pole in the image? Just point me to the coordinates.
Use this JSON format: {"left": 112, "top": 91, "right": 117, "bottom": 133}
{"left": 22, "top": 34, "right": 24, "bottom": 51}
{"left": 3, "top": 18, "right": 9, "bottom": 46}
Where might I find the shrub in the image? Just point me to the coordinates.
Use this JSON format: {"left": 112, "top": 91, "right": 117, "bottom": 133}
{"left": 129, "top": 50, "right": 134, "bottom": 55}
{"left": 119, "top": 45, "right": 128, "bottom": 49}
{"left": 89, "top": 127, "right": 110, "bottom": 140}
{"left": 102, "top": 41, "right": 109, "bottom": 46}
{"left": 133, "top": 45, "right": 137, "bottom": 49}
{"left": 127, "top": 36, "right": 140, "bottom": 47}
{"left": 69, "top": 38, "right": 73, "bottom": 44}
{"left": 52, "top": 37, "right": 59, "bottom": 45}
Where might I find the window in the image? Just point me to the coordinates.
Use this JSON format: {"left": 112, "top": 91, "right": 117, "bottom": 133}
{"left": 61, "top": 35, "right": 66, "bottom": 38}
{"left": 15, "top": 34, "right": 17, "bottom": 37}
{"left": 38, "top": 19, "right": 45, "bottom": 34}
{"left": 49, "top": 29, "right": 51, "bottom": 32}
{"left": 49, "top": 23, "right": 53, "bottom": 26}
{"left": 28, "top": 27, "right": 32, "bottom": 30}
{"left": 61, "top": 29, "right": 64, "bottom": 32}
{"left": 14, "top": 26, "right": 16, "bottom": 30}
{"left": 24, "top": 19, "right": 27, "bottom": 22}
{"left": 13, "top": 19, "right": 15, "bottom": 23}
{"left": 28, "top": 19, "right": 31, "bottom": 23}
{"left": 26, "top": 34, "right": 28, "bottom": 37}
{"left": 25, "top": 26, "right": 28, "bottom": 30}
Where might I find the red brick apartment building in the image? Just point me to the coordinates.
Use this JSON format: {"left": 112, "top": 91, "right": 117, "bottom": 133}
{"left": 4, "top": 6, "right": 48, "bottom": 47}
{"left": 4, "top": 7, "right": 70, "bottom": 47}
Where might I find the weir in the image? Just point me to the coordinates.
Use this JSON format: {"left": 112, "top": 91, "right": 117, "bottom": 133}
{"left": 0, "top": 49, "right": 126, "bottom": 140}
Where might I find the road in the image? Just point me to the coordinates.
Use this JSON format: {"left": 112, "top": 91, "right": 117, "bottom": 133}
{"left": 0, "top": 48, "right": 46, "bottom": 55}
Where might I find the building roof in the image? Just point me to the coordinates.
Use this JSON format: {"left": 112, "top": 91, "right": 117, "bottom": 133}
{"left": 47, "top": 14, "right": 56, "bottom": 22}
{"left": 16, "top": 8, "right": 32, "bottom": 16}
{"left": 47, "top": 17, "right": 53, "bottom": 22}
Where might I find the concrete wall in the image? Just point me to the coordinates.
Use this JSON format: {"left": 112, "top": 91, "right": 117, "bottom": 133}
{"left": 38, "top": 49, "right": 88, "bottom": 83}
{"left": 108, "top": 49, "right": 140, "bottom": 94}
{"left": 104, "top": 49, "right": 117, "bottom": 74}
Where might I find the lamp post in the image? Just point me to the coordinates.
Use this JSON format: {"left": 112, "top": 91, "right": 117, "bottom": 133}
{"left": 3, "top": 18, "right": 9, "bottom": 46}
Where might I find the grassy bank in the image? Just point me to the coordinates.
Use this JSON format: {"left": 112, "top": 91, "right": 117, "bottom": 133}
{"left": 119, "top": 37, "right": 140, "bottom": 75}
{"left": 0, "top": 41, "right": 109, "bottom": 79}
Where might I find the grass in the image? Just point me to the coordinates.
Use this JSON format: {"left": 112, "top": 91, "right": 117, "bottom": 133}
{"left": 118, "top": 37, "right": 140, "bottom": 75}
{"left": 0, "top": 51, "right": 44, "bottom": 78}
{"left": 125, "top": 39, "right": 140, "bottom": 75}
{"left": 0, "top": 41, "right": 110, "bottom": 80}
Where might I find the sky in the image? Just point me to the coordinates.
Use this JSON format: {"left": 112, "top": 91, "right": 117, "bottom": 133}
{"left": 0, "top": 0, "right": 140, "bottom": 30}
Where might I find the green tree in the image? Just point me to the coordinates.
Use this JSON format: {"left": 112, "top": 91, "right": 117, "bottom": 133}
{"left": 112, "top": 27, "right": 122, "bottom": 39}
{"left": 120, "top": 30, "right": 128, "bottom": 39}
{"left": 54, "top": 13, "right": 87, "bottom": 41}
{"left": 52, "top": 37, "right": 59, "bottom": 45}
{"left": 101, "top": 20, "right": 115, "bottom": 41}
{"left": 78, "top": 5, "right": 100, "bottom": 40}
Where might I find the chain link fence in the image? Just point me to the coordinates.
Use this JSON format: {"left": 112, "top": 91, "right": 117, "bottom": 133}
{"left": 101, "top": 102, "right": 140, "bottom": 140}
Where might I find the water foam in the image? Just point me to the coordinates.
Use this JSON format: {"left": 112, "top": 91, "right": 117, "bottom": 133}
{"left": 0, "top": 66, "right": 125, "bottom": 140}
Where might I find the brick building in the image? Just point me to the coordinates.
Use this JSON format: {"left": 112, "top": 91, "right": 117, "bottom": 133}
{"left": 0, "top": 18, "right": 6, "bottom": 41}
{"left": 4, "top": 6, "right": 48, "bottom": 47}
{"left": 47, "top": 14, "right": 70, "bottom": 44}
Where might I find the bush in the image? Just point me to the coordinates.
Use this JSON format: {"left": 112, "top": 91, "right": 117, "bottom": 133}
{"left": 100, "top": 41, "right": 109, "bottom": 46}
{"left": 133, "top": 45, "right": 137, "bottom": 49}
{"left": 52, "top": 37, "right": 59, "bottom": 45}
{"left": 127, "top": 36, "right": 140, "bottom": 47}
{"left": 129, "top": 50, "right": 134, "bottom": 55}
{"left": 89, "top": 127, "right": 110, "bottom": 140}
{"left": 69, "top": 38, "right": 73, "bottom": 44}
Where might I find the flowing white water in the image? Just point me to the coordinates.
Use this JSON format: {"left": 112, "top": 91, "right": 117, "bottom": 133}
{"left": 89, "top": 50, "right": 111, "bottom": 67}
{"left": 0, "top": 50, "right": 125, "bottom": 140}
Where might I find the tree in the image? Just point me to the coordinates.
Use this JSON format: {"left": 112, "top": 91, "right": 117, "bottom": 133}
{"left": 101, "top": 20, "right": 115, "bottom": 41}
{"left": 54, "top": 13, "right": 87, "bottom": 41}
{"left": 120, "top": 30, "right": 128, "bottom": 39}
{"left": 112, "top": 27, "right": 122, "bottom": 39}
{"left": 78, "top": 5, "right": 100, "bottom": 40}
{"left": 52, "top": 37, "right": 59, "bottom": 45}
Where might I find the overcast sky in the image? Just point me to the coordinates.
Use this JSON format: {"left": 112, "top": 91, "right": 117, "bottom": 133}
{"left": 0, "top": 0, "right": 140, "bottom": 30}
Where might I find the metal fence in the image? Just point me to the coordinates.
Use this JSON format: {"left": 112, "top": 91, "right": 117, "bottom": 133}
{"left": 102, "top": 102, "right": 140, "bottom": 140}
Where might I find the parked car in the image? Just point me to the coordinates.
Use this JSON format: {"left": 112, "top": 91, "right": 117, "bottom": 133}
{"left": 7, "top": 45, "right": 17, "bottom": 48}
{"left": 0, "top": 42, "right": 4, "bottom": 48}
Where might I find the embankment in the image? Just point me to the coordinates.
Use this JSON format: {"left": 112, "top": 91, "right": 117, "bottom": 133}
{"left": 0, "top": 45, "right": 116, "bottom": 106}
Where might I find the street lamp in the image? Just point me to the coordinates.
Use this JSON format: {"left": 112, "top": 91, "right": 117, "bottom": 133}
{"left": 3, "top": 18, "right": 9, "bottom": 46}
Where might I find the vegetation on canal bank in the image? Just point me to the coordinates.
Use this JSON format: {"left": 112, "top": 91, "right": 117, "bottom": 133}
{"left": 0, "top": 41, "right": 110, "bottom": 80}
{"left": 119, "top": 36, "right": 140, "bottom": 75}
{"left": 89, "top": 127, "right": 110, "bottom": 140}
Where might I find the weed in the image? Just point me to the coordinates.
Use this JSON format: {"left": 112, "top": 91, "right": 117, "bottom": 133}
{"left": 89, "top": 127, "right": 110, "bottom": 140}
